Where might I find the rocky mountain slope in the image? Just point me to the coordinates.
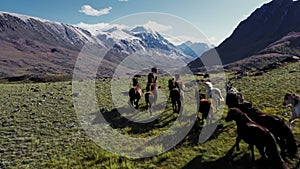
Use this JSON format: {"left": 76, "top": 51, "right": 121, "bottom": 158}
{"left": 189, "top": 0, "right": 300, "bottom": 71}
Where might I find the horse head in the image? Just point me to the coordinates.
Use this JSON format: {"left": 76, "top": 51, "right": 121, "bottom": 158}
{"left": 225, "top": 108, "right": 242, "bottom": 122}
{"left": 168, "top": 78, "right": 175, "bottom": 91}
{"left": 283, "top": 93, "right": 293, "bottom": 106}
{"left": 132, "top": 77, "right": 139, "bottom": 87}
{"left": 226, "top": 92, "right": 244, "bottom": 108}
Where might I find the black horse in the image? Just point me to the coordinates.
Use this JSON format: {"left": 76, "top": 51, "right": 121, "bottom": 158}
{"left": 128, "top": 78, "right": 142, "bottom": 109}
{"left": 225, "top": 108, "right": 289, "bottom": 169}
{"left": 168, "top": 78, "right": 181, "bottom": 113}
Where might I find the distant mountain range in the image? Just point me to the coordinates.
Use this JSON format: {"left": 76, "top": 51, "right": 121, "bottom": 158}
{"left": 176, "top": 41, "right": 213, "bottom": 58}
{"left": 0, "top": 11, "right": 212, "bottom": 78}
{"left": 189, "top": 0, "right": 300, "bottom": 71}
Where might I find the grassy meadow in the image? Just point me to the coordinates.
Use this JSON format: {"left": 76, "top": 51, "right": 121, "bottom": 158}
{"left": 0, "top": 62, "right": 299, "bottom": 169}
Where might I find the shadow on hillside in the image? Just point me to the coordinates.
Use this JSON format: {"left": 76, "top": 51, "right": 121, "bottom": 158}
{"left": 182, "top": 145, "right": 270, "bottom": 169}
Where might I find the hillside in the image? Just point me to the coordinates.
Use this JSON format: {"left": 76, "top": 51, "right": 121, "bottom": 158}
{"left": 189, "top": 0, "right": 300, "bottom": 71}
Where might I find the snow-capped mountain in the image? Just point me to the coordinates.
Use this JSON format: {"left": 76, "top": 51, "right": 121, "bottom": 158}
{"left": 177, "top": 41, "right": 214, "bottom": 59}
{"left": 0, "top": 11, "right": 194, "bottom": 78}
{"left": 0, "top": 11, "right": 100, "bottom": 50}
{"left": 96, "top": 26, "right": 194, "bottom": 62}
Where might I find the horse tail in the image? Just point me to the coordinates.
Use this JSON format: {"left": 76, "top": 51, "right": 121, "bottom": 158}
{"left": 265, "top": 132, "right": 289, "bottom": 169}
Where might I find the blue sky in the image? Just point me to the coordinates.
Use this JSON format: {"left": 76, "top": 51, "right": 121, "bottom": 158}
{"left": 0, "top": 0, "right": 272, "bottom": 45}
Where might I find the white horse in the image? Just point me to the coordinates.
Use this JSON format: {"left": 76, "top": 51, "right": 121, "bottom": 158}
{"left": 204, "top": 82, "right": 224, "bottom": 111}
{"left": 283, "top": 93, "right": 300, "bottom": 123}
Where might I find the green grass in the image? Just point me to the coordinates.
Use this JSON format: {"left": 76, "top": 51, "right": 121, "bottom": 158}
{"left": 0, "top": 62, "right": 299, "bottom": 169}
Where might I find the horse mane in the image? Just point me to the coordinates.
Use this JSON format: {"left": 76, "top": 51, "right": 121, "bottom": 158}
{"left": 228, "top": 108, "right": 257, "bottom": 124}
{"left": 204, "top": 81, "right": 213, "bottom": 88}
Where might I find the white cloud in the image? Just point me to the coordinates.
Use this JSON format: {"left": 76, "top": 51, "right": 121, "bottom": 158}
{"left": 75, "top": 22, "right": 129, "bottom": 35}
{"left": 142, "top": 21, "right": 172, "bottom": 32}
{"left": 79, "top": 5, "right": 112, "bottom": 16}
{"left": 119, "top": 0, "right": 129, "bottom": 2}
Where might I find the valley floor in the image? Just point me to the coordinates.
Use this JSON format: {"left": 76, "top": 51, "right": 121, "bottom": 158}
{"left": 0, "top": 62, "right": 299, "bottom": 169}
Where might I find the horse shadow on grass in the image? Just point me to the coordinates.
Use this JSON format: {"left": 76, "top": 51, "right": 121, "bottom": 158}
{"left": 182, "top": 145, "right": 272, "bottom": 169}
{"left": 184, "top": 118, "right": 230, "bottom": 146}
{"left": 91, "top": 104, "right": 177, "bottom": 134}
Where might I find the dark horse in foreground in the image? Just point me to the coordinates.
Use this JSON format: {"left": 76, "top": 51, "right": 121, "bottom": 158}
{"left": 226, "top": 92, "right": 297, "bottom": 158}
{"left": 226, "top": 108, "right": 289, "bottom": 169}
{"left": 129, "top": 78, "right": 142, "bottom": 109}
{"left": 168, "top": 78, "right": 181, "bottom": 113}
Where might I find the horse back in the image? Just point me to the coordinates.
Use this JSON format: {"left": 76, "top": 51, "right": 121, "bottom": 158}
{"left": 170, "top": 88, "right": 180, "bottom": 102}
{"left": 239, "top": 122, "right": 274, "bottom": 146}
{"left": 199, "top": 99, "right": 212, "bottom": 115}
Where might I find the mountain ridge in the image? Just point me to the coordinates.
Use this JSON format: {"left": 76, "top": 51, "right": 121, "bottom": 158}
{"left": 188, "top": 0, "right": 300, "bottom": 71}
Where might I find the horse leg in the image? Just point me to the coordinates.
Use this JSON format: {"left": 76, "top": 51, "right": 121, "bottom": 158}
{"left": 149, "top": 102, "right": 152, "bottom": 116}
{"left": 249, "top": 144, "right": 255, "bottom": 161}
{"left": 256, "top": 145, "right": 267, "bottom": 160}
{"left": 277, "top": 138, "right": 287, "bottom": 157}
{"left": 234, "top": 135, "right": 242, "bottom": 151}
{"left": 177, "top": 100, "right": 181, "bottom": 113}
{"left": 201, "top": 113, "right": 205, "bottom": 124}
{"left": 172, "top": 101, "right": 175, "bottom": 113}
{"left": 153, "top": 90, "right": 158, "bottom": 105}
{"left": 135, "top": 99, "right": 139, "bottom": 109}
{"left": 129, "top": 98, "right": 134, "bottom": 107}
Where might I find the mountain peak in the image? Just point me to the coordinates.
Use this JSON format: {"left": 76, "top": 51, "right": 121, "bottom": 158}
{"left": 131, "top": 26, "right": 152, "bottom": 33}
{"left": 183, "top": 41, "right": 193, "bottom": 46}
{"left": 104, "top": 27, "right": 120, "bottom": 33}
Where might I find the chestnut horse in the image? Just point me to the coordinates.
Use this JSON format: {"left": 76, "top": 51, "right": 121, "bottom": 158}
{"left": 196, "top": 90, "right": 213, "bottom": 124}
{"left": 226, "top": 92, "right": 297, "bottom": 158}
{"left": 235, "top": 102, "right": 297, "bottom": 158}
{"left": 226, "top": 108, "right": 289, "bottom": 169}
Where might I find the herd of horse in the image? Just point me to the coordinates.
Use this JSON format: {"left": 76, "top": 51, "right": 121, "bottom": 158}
{"left": 128, "top": 77, "right": 158, "bottom": 115}
{"left": 128, "top": 77, "right": 299, "bottom": 169}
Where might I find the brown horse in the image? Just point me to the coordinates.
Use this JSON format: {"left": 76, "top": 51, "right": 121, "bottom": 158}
{"left": 168, "top": 78, "right": 181, "bottom": 113}
{"left": 196, "top": 90, "right": 213, "bottom": 124}
{"left": 232, "top": 101, "right": 297, "bottom": 159}
{"left": 225, "top": 108, "right": 289, "bottom": 169}
{"left": 225, "top": 88, "right": 244, "bottom": 108}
